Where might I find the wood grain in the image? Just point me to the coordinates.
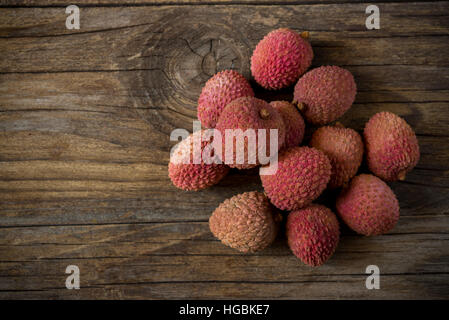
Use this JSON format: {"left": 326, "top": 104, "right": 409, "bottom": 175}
{"left": 0, "top": 1, "right": 448, "bottom": 299}
{"left": 2, "top": 0, "right": 445, "bottom": 6}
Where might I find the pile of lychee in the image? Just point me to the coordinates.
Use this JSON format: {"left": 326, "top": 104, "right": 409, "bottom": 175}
{"left": 168, "top": 28, "right": 420, "bottom": 267}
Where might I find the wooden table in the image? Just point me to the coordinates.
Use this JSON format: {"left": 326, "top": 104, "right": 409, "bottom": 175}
{"left": 0, "top": 0, "right": 448, "bottom": 299}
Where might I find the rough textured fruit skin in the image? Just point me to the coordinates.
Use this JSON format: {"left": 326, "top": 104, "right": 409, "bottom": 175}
{"left": 251, "top": 28, "right": 313, "bottom": 90}
{"left": 215, "top": 96, "right": 286, "bottom": 169}
{"left": 293, "top": 66, "right": 356, "bottom": 125}
{"left": 270, "top": 101, "right": 305, "bottom": 148}
{"left": 310, "top": 125, "right": 363, "bottom": 188}
{"left": 197, "top": 70, "right": 254, "bottom": 128}
{"left": 168, "top": 130, "right": 229, "bottom": 191}
{"left": 209, "top": 191, "right": 280, "bottom": 253}
{"left": 364, "top": 112, "right": 420, "bottom": 181}
{"left": 287, "top": 204, "right": 340, "bottom": 266}
{"left": 260, "top": 146, "right": 331, "bottom": 210}
{"left": 336, "top": 174, "right": 400, "bottom": 236}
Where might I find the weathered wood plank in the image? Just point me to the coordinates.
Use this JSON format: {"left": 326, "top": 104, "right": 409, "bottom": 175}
{"left": 0, "top": 216, "right": 448, "bottom": 257}
{"left": 1, "top": 0, "right": 445, "bottom": 7}
{"left": 1, "top": 68, "right": 449, "bottom": 140}
{"left": 0, "top": 226, "right": 447, "bottom": 297}
{"left": 1, "top": 3, "right": 449, "bottom": 72}
{"left": 0, "top": 274, "right": 448, "bottom": 300}
{"left": 0, "top": 181, "right": 447, "bottom": 226}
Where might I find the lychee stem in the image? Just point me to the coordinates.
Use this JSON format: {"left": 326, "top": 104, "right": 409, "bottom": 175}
{"left": 259, "top": 108, "right": 270, "bottom": 119}
{"left": 334, "top": 122, "right": 345, "bottom": 128}
{"left": 300, "top": 31, "right": 310, "bottom": 39}
{"left": 296, "top": 102, "right": 305, "bottom": 112}
{"left": 398, "top": 170, "right": 407, "bottom": 181}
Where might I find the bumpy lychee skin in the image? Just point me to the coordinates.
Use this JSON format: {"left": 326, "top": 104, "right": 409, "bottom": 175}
{"left": 364, "top": 112, "right": 420, "bottom": 181}
{"left": 287, "top": 205, "right": 340, "bottom": 266}
{"left": 260, "top": 146, "right": 332, "bottom": 210}
{"left": 336, "top": 174, "right": 400, "bottom": 236}
{"left": 197, "top": 70, "right": 254, "bottom": 128}
{"left": 270, "top": 101, "right": 305, "bottom": 148}
{"left": 209, "top": 191, "right": 281, "bottom": 253}
{"left": 310, "top": 125, "right": 363, "bottom": 188}
{"left": 293, "top": 66, "right": 356, "bottom": 125}
{"left": 168, "top": 130, "right": 229, "bottom": 191}
{"left": 251, "top": 28, "right": 313, "bottom": 90}
{"left": 215, "top": 96, "right": 286, "bottom": 169}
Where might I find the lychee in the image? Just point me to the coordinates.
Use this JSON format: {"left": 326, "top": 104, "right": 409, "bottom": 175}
{"left": 215, "top": 96, "right": 286, "bottom": 169}
{"left": 310, "top": 124, "right": 363, "bottom": 188}
{"left": 198, "top": 70, "right": 254, "bottom": 128}
{"left": 270, "top": 101, "right": 305, "bottom": 148}
{"left": 287, "top": 204, "right": 340, "bottom": 266}
{"left": 209, "top": 191, "right": 281, "bottom": 253}
{"left": 260, "top": 146, "right": 332, "bottom": 210}
{"left": 168, "top": 130, "right": 229, "bottom": 191}
{"left": 364, "top": 111, "right": 420, "bottom": 181}
{"left": 336, "top": 174, "right": 400, "bottom": 236}
{"left": 293, "top": 66, "right": 356, "bottom": 125}
{"left": 251, "top": 28, "right": 313, "bottom": 90}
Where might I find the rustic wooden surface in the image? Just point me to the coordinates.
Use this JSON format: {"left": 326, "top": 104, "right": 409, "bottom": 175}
{"left": 0, "top": 0, "right": 449, "bottom": 299}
